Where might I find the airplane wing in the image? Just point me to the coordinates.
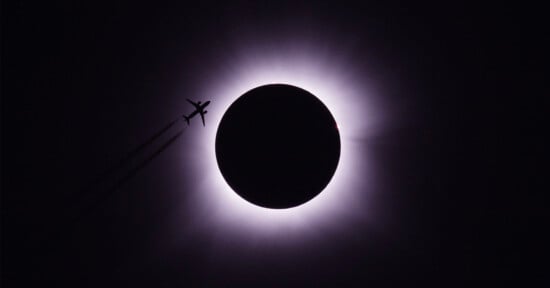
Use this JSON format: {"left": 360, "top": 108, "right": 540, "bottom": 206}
{"left": 200, "top": 112, "right": 206, "bottom": 126}
{"left": 186, "top": 99, "right": 200, "bottom": 109}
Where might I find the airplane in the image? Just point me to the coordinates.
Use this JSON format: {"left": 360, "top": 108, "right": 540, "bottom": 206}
{"left": 183, "top": 99, "right": 210, "bottom": 126}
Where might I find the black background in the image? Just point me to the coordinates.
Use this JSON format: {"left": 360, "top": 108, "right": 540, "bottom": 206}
{"left": 2, "top": 1, "right": 504, "bottom": 287}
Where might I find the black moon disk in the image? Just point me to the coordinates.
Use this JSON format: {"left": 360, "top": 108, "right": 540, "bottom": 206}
{"left": 215, "top": 84, "right": 341, "bottom": 209}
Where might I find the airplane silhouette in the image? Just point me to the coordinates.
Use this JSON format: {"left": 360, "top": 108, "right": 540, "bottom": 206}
{"left": 183, "top": 99, "right": 210, "bottom": 126}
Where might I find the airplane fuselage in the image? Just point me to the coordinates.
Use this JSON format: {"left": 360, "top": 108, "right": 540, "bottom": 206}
{"left": 184, "top": 100, "right": 210, "bottom": 126}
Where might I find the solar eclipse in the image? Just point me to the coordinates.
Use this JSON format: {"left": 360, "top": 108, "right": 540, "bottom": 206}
{"left": 179, "top": 36, "right": 386, "bottom": 241}
{"left": 215, "top": 84, "right": 341, "bottom": 209}
{"left": 4, "top": 2, "right": 493, "bottom": 286}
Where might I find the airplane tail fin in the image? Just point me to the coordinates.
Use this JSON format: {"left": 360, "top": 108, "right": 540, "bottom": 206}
{"left": 183, "top": 115, "right": 190, "bottom": 125}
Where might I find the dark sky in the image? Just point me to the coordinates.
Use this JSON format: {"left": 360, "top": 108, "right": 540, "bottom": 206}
{"left": 2, "top": 1, "right": 502, "bottom": 287}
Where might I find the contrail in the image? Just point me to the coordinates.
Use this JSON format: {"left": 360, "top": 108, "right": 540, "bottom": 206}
{"left": 74, "top": 128, "right": 186, "bottom": 222}
{"left": 107, "top": 129, "right": 185, "bottom": 198}
{"left": 34, "top": 125, "right": 186, "bottom": 274}
{"left": 82, "top": 118, "right": 180, "bottom": 194}
{"left": 63, "top": 118, "right": 181, "bottom": 216}
{"left": 57, "top": 118, "right": 185, "bottom": 230}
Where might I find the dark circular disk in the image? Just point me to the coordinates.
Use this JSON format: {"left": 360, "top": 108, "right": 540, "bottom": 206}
{"left": 215, "top": 84, "right": 341, "bottom": 209}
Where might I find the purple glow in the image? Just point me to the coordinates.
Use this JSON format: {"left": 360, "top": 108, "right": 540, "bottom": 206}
{"left": 170, "top": 35, "right": 392, "bottom": 250}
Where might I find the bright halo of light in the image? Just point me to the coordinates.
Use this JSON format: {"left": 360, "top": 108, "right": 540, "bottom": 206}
{"left": 178, "top": 38, "right": 387, "bottom": 245}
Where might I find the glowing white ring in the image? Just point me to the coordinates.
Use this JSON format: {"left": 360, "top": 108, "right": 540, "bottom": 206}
{"left": 176, "top": 38, "right": 387, "bottom": 247}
